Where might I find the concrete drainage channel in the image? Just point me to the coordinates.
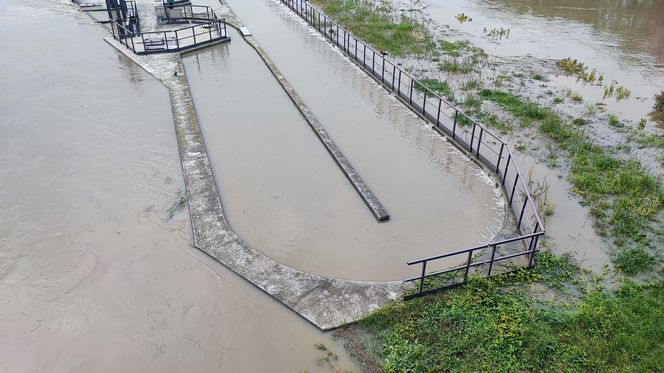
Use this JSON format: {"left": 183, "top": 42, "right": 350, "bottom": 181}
{"left": 96, "top": 0, "right": 520, "bottom": 329}
{"left": 101, "top": 5, "right": 402, "bottom": 330}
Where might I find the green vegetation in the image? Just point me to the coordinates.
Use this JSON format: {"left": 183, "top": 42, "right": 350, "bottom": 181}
{"left": 166, "top": 189, "right": 186, "bottom": 220}
{"left": 352, "top": 258, "right": 664, "bottom": 372}
{"left": 440, "top": 58, "right": 472, "bottom": 74}
{"left": 632, "top": 133, "right": 664, "bottom": 149}
{"left": 653, "top": 91, "right": 664, "bottom": 123}
{"left": 311, "top": 0, "right": 436, "bottom": 57}
{"left": 608, "top": 113, "right": 621, "bottom": 127}
{"left": 414, "top": 78, "right": 451, "bottom": 97}
{"left": 479, "top": 89, "right": 664, "bottom": 249}
{"left": 614, "top": 247, "right": 655, "bottom": 275}
{"left": 455, "top": 12, "right": 472, "bottom": 23}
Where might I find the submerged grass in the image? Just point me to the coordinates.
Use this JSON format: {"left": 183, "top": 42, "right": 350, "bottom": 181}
{"left": 479, "top": 89, "right": 664, "bottom": 251}
{"left": 310, "top": 0, "right": 436, "bottom": 57}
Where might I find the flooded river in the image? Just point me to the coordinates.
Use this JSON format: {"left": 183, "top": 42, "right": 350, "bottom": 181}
{"left": 421, "top": 0, "right": 664, "bottom": 126}
{"left": 0, "top": 1, "right": 355, "bottom": 371}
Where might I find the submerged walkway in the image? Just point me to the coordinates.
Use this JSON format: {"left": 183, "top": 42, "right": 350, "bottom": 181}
{"left": 103, "top": 37, "right": 403, "bottom": 330}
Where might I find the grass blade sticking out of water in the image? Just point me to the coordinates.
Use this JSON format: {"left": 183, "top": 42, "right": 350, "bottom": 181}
{"left": 166, "top": 189, "right": 187, "bottom": 221}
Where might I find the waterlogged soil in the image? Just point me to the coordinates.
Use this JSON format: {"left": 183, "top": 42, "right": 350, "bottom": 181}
{"left": 0, "top": 1, "right": 356, "bottom": 371}
{"left": 184, "top": 14, "right": 505, "bottom": 281}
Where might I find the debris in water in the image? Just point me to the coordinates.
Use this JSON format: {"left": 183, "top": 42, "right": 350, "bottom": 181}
{"left": 166, "top": 189, "right": 187, "bottom": 220}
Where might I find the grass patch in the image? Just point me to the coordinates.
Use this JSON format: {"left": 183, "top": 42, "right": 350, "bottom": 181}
{"left": 479, "top": 89, "right": 548, "bottom": 122}
{"left": 614, "top": 247, "right": 655, "bottom": 275}
{"left": 634, "top": 134, "right": 664, "bottom": 149}
{"left": 354, "top": 270, "right": 664, "bottom": 372}
{"left": 414, "top": 78, "right": 451, "bottom": 97}
{"left": 480, "top": 89, "right": 664, "bottom": 249}
{"left": 440, "top": 58, "right": 473, "bottom": 74}
{"left": 310, "top": 0, "right": 436, "bottom": 57}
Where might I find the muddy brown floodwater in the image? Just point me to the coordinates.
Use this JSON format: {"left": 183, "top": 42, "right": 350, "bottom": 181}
{"left": 421, "top": 0, "right": 664, "bottom": 127}
{"left": 0, "top": 1, "right": 356, "bottom": 371}
{"left": 184, "top": 5, "right": 505, "bottom": 281}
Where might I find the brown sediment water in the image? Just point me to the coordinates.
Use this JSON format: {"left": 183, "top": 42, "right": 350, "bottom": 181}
{"left": 0, "top": 1, "right": 355, "bottom": 371}
{"left": 184, "top": 5, "right": 505, "bottom": 281}
{"left": 515, "top": 155, "right": 610, "bottom": 273}
{"left": 420, "top": 0, "right": 664, "bottom": 126}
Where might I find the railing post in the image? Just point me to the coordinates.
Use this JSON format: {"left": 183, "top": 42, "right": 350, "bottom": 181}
{"left": 354, "top": 39, "right": 358, "bottom": 61}
{"left": 503, "top": 153, "right": 511, "bottom": 181}
{"left": 422, "top": 90, "right": 427, "bottom": 114}
{"left": 192, "top": 26, "right": 197, "bottom": 44}
{"left": 336, "top": 25, "right": 339, "bottom": 46}
{"left": 528, "top": 227, "right": 540, "bottom": 267}
{"left": 409, "top": 79, "right": 413, "bottom": 105}
{"left": 164, "top": 31, "right": 168, "bottom": 50}
{"left": 496, "top": 143, "right": 505, "bottom": 174}
{"left": 372, "top": 50, "right": 375, "bottom": 75}
{"left": 452, "top": 110, "right": 458, "bottom": 139}
{"left": 175, "top": 29, "right": 180, "bottom": 49}
{"left": 469, "top": 122, "right": 476, "bottom": 152}
{"left": 381, "top": 55, "right": 385, "bottom": 83}
{"left": 418, "top": 261, "right": 428, "bottom": 294}
{"left": 487, "top": 245, "right": 497, "bottom": 276}
{"left": 464, "top": 249, "right": 473, "bottom": 282}
{"left": 397, "top": 70, "right": 402, "bottom": 95}
{"left": 436, "top": 98, "right": 442, "bottom": 126}
{"left": 509, "top": 174, "right": 519, "bottom": 205}
{"left": 476, "top": 128, "right": 483, "bottom": 156}
{"left": 391, "top": 65, "right": 396, "bottom": 90}
{"left": 362, "top": 44, "right": 366, "bottom": 68}
{"left": 517, "top": 198, "right": 527, "bottom": 230}
{"left": 209, "top": 23, "right": 213, "bottom": 41}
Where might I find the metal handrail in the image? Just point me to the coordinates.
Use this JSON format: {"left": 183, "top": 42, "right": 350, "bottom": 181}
{"left": 280, "top": 0, "right": 545, "bottom": 298}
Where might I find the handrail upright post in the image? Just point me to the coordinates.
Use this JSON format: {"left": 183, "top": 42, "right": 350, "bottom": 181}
{"left": 392, "top": 66, "right": 396, "bottom": 90}
{"left": 372, "top": 50, "right": 375, "bottom": 75}
{"left": 422, "top": 90, "right": 427, "bottom": 114}
{"left": 510, "top": 174, "right": 519, "bottom": 205}
{"left": 397, "top": 70, "right": 402, "bottom": 96}
{"left": 487, "top": 245, "right": 497, "bottom": 275}
{"left": 470, "top": 122, "right": 476, "bottom": 152}
{"left": 175, "top": 29, "right": 179, "bottom": 49}
{"left": 409, "top": 79, "right": 413, "bottom": 104}
{"left": 192, "top": 26, "right": 196, "bottom": 44}
{"left": 464, "top": 249, "right": 473, "bottom": 282}
{"left": 477, "top": 128, "right": 483, "bottom": 156}
{"left": 452, "top": 110, "right": 458, "bottom": 139}
{"left": 503, "top": 154, "right": 511, "bottom": 182}
{"left": 381, "top": 55, "right": 385, "bottom": 83}
{"left": 418, "top": 261, "right": 428, "bottom": 294}
{"left": 436, "top": 98, "right": 442, "bottom": 126}
{"left": 517, "top": 199, "right": 527, "bottom": 230}
{"left": 164, "top": 31, "right": 168, "bottom": 50}
{"left": 496, "top": 143, "right": 505, "bottom": 174}
{"left": 362, "top": 45, "right": 366, "bottom": 68}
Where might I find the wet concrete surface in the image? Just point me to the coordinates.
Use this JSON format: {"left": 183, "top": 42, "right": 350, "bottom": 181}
{"left": 0, "top": 0, "right": 357, "bottom": 370}
{"left": 191, "top": 0, "right": 506, "bottom": 281}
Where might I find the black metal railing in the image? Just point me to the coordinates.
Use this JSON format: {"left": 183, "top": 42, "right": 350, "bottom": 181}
{"left": 279, "top": 0, "right": 545, "bottom": 298}
{"left": 109, "top": 5, "right": 229, "bottom": 55}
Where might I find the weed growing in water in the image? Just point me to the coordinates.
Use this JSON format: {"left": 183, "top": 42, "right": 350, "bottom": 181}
{"left": 483, "top": 27, "right": 510, "bottom": 39}
{"left": 638, "top": 118, "right": 647, "bottom": 130}
{"left": 614, "top": 247, "right": 655, "bottom": 275}
{"left": 439, "top": 58, "right": 472, "bottom": 74}
{"left": 166, "top": 189, "right": 186, "bottom": 220}
{"left": 608, "top": 114, "right": 621, "bottom": 127}
{"left": 455, "top": 12, "right": 472, "bottom": 23}
{"left": 414, "top": 78, "right": 451, "bottom": 97}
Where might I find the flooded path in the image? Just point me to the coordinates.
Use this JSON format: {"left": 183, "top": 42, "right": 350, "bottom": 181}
{"left": 0, "top": 1, "right": 355, "bottom": 371}
{"left": 186, "top": 1, "right": 505, "bottom": 281}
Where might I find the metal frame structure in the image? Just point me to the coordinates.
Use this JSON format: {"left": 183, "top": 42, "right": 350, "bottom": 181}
{"left": 279, "top": 0, "right": 545, "bottom": 299}
{"left": 107, "top": 2, "right": 229, "bottom": 54}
